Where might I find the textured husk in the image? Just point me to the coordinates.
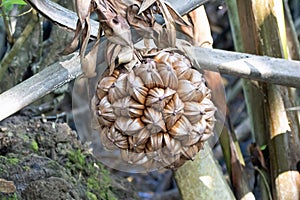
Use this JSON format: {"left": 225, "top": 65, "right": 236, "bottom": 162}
{"left": 93, "top": 49, "right": 216, "bottom": 169}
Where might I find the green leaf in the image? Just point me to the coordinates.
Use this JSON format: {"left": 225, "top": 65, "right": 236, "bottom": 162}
{"left": 0, "top": 0, "right": 27, "bottom": 12}
{"left": 260, "top": 144, "right": 267, "bottom": 151}
{"left": 0, "top": 0, "right": 27, "bottom": 6}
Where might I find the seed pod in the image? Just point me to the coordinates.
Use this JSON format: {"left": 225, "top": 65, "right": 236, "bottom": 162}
{"left": 94, "top": 49, "right": 216, "bottom": 169}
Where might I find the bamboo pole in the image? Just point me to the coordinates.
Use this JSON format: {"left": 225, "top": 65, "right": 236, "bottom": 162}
{"left": 175, "top": 143, "right": 236, "bottom": 200}
{"left": 226, "top": 0, "right": 270, "bottom": 198}
{"left": 0, "top": 46, "right": 300, "bottom": 121}
{"left": 234, "top": 0, "right": 300, "bottom": 199}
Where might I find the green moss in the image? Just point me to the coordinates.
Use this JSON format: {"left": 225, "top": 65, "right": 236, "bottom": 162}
{"left": 16, "top": 133, "right": 29, "bottom": 142}
{"left": 86, "top": 191, "right": 97, "bottom": 200}
{"left": 30, "top": 140, "right": 39, "bottom": 152}
{"left": 0, "top": 192, "right": 18, "bottom": 200}
{"left": 0, "top": 156, "right": 20, "bottom": 165}
{"left": 65, "top": 150, "right": 118, "bottom": 200}
{"left": 66, "top": 149, "right": 86, "bottom": 172}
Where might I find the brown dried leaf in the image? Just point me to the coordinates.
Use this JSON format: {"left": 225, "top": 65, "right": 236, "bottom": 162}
{"left": 164, "top": 2, "right": 190, "bottom": 26}
{"left": 157, "top": 0, "right": 176, "bottom": 46}
{"left": 0, "top": 178, "right": 16, "bottom": 194}
{"left": 97, "top": 1, "right": 132, "bottom": 47}
{"left": 81, "top": 38, "right": 99, "bottom": 78}
{"left": 62, "top": 20, "right": 81, "bottom": 55}
{"left": 138, "top": 0, "right": 156, "bottom": 14}
{"left": 76, "top": 0, "right": 92, "bottom": 23}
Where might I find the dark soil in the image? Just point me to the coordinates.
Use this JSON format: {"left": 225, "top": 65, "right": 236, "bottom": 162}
{"left": 0, "top": 116, "right": 137, "bottom": 200}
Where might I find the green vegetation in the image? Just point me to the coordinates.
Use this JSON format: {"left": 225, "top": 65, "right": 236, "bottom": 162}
{"left": 66, "top": 149, "right": 118, "bottom": 200}
{"left": 0, "top": 193, "right": 18, "bottom": 200}
{"left": 0, "top": 156, "right": 19, "bottom": 165}
{"left": 30, "top": 140, "right": 38, "bottom": 152}
{"left": 0, "top": 0, "right": 26, "bottom": 11}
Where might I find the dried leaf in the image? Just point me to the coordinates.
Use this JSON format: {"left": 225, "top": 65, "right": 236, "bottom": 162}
{"left": 164, "top": 2, "right": 190, "bottom": 26}
{"left": 97, "top": 1, "right": 132, "bottom": 47}
{"left": 62, "top": 20, "right": 81, "bottom": 55}
{"left": 76, "top": 0, "right": 92, "bottom": 23}
{"left": 81, "top": 38, "right": 99, "bottom": 78}
{"left": 157, "top": 0, "right": 176, "bottom": 46}
{"left": 0, "top": 179, "right": 16, "bottom": 194}
{"left": 138, "top": 0, "right": 156, "bottom": 14}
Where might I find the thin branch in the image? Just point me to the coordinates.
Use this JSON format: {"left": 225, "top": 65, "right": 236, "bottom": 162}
{"left": 192, "top": 47, "right": 300, "bottom": 88}
{"left": 0, "top": 46, "right": 300, "bottom": 121}
{"left": 0, "top": 12, "right": 38, "bottom": 80}
{"left": 0, "top": 52, "right": 81, "bottom": 121}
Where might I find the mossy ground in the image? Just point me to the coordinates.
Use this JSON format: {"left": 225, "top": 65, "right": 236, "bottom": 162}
{"left": 0, "top": 116, "right": 137, "bottom": 200}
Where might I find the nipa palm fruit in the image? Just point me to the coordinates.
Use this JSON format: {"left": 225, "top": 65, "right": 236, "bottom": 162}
{"left": 93, "top": 49, "right": 216, "bottom": 169}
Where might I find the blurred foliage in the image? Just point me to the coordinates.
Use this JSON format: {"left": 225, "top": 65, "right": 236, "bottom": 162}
{"left": 0, "top": 0, "right": 26, "bottom": 12}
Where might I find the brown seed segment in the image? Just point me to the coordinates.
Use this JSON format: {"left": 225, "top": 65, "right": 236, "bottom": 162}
{"left": 94, "top": 50, "right": 216, "bottom": 169}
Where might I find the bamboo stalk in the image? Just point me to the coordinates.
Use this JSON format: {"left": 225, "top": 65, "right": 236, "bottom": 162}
{"left": 175, "top": 143, "right": 236, "bottom": 200}
{"left": 226, "top": 0, "right": 270, "bottom": 198}
{"left": 234, "top": 0, "right": 300, "bottom": 199}
{"left": 0, "top": 46, "right": 300, "bottom": 121}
